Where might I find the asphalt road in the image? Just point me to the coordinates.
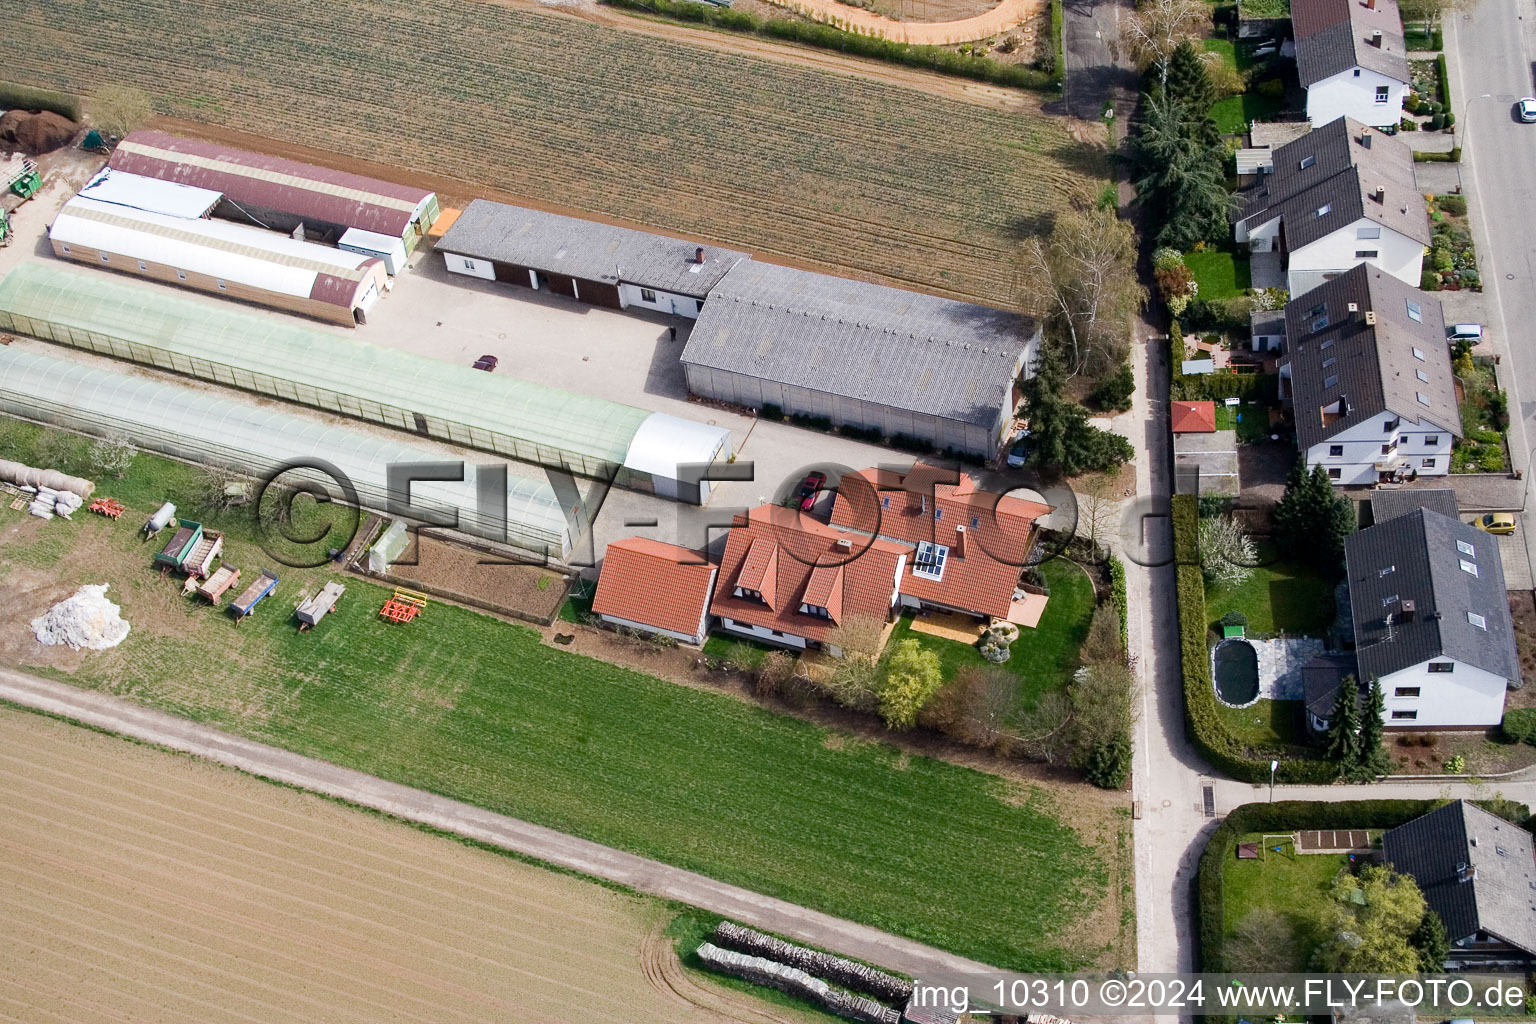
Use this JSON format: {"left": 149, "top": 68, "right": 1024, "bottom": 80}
{"left": 0, "top": 666, "right": 1001, "bottom": 981}
{"left": 1448, "top": 4, "right": 1536, "bottom": 567}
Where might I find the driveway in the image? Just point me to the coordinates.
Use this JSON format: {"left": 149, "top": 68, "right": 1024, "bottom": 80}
{"left": 0, "top": 666, "right": 1004, "bottom": 980}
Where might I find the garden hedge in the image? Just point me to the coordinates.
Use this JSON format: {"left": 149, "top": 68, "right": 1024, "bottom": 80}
{"left": 1170, "top": 370, "right": 1279, "bottom": 404}
{"left": 1198, "top": 798, "right": 1531, "bottom": 973}
{"left": 1174, "top": 496, "right": 1338, "bottom": 784}
{"left": 1049, "top": 0, "right": 1065, "bottom": 85}
{"left": 605, "top": 0, "right": 1057, "bottom": 91}
{"left": 1109, "top": 555, "right": 1128, "bottom": 649}
{"left": 0, "top": 81, "right": 81, "bottom": 121}
{"left": 1414, "top": 146, "right": 1462, "bottom": 163}
{"left": 1437, "top": 53, "right": 1451, "bottom": 114}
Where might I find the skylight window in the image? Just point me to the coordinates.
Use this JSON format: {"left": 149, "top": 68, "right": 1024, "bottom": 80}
{"left": 913, "top": 541, "right": 949, "bottom": 581}
{"left": 1416, "top": 392, "right": 1432, "bottom": 406}
{"left": 1312, "top": 315, "right": 1330, "bottom": 332}
{"left": 1322, "top": 357, "right": 1337, "bottom": 368}
{"left": 934, "top": 508, "right": 943, "bottom": 521}
{"left": 1320, "top": 338, "right": 1335, "bottom": 350}
{"left": 1457, "top": 540, "right": 1475, "bottom": 556}
{"left": 881, "top": 496, "right": 891, "bottom": 508}
{"left": 1308, "top": 303, "right": 1326, "bottom": 318}
{"left": 1378, "top": 566, "right": 1395, "bottom": 577}
{"left": 1315, "top": 203, "right": 1332, "bottom": 217}
{"left": 970, "top": 516, "right": 980, "bottom": 529}
{"left": 1300, "top": 155, "right": 1316, "bottom": 169}
{"left": 1406, "top": 300, "right": 1422, "bottom": 322}
{"left": 1412, "top": 347, "right": 1426, "bottom": 361}
{"left": 1324, "top": 375, "right": 1339, "bottom": 388}
{"left": 1469, "top": 611, "right": 1488, "bottom": 630}
{"left": 1461, "top": 560, "right": 1479, "bottom": 577}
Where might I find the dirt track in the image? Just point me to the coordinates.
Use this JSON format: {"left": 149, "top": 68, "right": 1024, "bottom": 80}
{"left": 0, "top": 707, "right": 821, "bottom": 1024}
{"left": 757, "top": 0, "right": 1041, "bottom": 45}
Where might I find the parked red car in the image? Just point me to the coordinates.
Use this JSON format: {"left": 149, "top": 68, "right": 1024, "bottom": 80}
{"left": 796, "top": 471, "right": 827, "bottom": 511}
{"left": 472, "top": 354, "right": 499, "bottom": 372}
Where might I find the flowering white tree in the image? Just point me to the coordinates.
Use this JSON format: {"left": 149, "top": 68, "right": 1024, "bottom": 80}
{"left": 1198, "top": 514, "right": 1256, "bottom": 585}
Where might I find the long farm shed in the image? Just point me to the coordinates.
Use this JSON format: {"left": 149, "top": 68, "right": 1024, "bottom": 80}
{"left": 109, "top": 130, "right": 441, "bottom": 254}
{"left": 0, "top": 346, "right": 575, "bottom": 559}
{"left": 0, "top": 262, "right": 731, "bottom": 503}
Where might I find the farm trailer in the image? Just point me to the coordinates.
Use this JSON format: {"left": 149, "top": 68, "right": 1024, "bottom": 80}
{"left": 154, "top": 518, "right": 203, "bottom": 574}
{"left": 230, "top": 570, "right": 279, "bottom": 623}
{"left": 196, "top": 565, "right": 241, "bottom": 604}
{"left": 296, "top": 581, "right": 345, "bottom": 631}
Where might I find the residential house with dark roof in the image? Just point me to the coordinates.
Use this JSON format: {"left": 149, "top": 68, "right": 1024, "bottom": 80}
{"left": 591, "top": 537, "right": 719, "bottom": 645}
{"left": 1234, "top": 118, "right": 1428, "bottom": 294}
{"left": 828, "top": 463, "right": 1052, "bottom": 624}
{"left": 1302, "top": 651, "right": 1363, "bottom": 733}
{"left": 1294, "top": 0, "right": 1410, "bottom": 129}
{"left": 1345, "top": 508, "right": 1520, "bottom": 728}
{"left": 1280, "top": 265, "right": 1459, "bottom": 486}
{"left": 437, "top": 199, "right": 748, "bottom": 318}
{"left": 1383, "top": 801, "right": 1536, "bottom": 968}
{"left": 682, "top": 261, "right": 1039, "bottom": 458}
{"left": 708, "top": 504, "right": 910, "bottom": 653}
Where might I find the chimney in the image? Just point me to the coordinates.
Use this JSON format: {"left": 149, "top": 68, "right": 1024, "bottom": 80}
{"left": 1400, "top": 599, "right": 1415, "bottom": 622}
{"left": 1375, "top": 184, "right": 1385, "bottom": 202}
{"left": 1348, "top": 302, "right": 1359, "bottom": 314}
{"left": 1372, "top": 29, "right": 1383, "bottom": 46}
{"left": 1362, "top": 132, "right": 1372, "bottom": 149}
{"left": 694, "top": 246, "right": 705, "bottom": 265}
{"left": 1366, "top": 0, "right": 1375, "bottom": 8}
{"left": 1365, "top": 311, "right": 1378, "bottom": 325}
{"left": 835, "top": 537, "right": 852, "bottom": 551}
{"left": 1457, "top": 863, "right": 1478, "bottom": 883}
{"left": 954, "top": 524, "right": 966, "bottom": 559}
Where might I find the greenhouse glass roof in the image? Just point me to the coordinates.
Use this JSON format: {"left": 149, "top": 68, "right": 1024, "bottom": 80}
{"left": 0, "top": 345, "right": 572, "bottom": 556}
{"left": 0, "top": 262, "right": 654, "bottom": 468}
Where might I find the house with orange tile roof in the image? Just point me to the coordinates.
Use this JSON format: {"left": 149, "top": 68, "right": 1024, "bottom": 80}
{"left": 709, "top": 505, "right": 910, "bottom": 653}
{"left": 828, "top": 463, "right": 1053, "bottom": 624}
{"left": 1170, "top": 400, "right": 1218, "bottom": 433}
{"left": 591, "top": 537, "right": 719, "bottom": 645}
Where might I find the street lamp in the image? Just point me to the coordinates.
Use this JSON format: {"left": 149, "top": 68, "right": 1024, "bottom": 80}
{"left": 1269, "top": 759, "right": 1278, "bottom": 802}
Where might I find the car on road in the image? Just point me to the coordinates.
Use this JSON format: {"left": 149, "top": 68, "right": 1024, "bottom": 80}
{"left": 471, "top": 354, "right": 499, "bottom": 372}
{"left": 1447, "top": 324, "right": 1484, "bottom": 343}
{"left": 1473, "top": 512, "right": 1517, "bottom": 535}
{"left": 1519, "top": 98, "right": 1536, "bottom": 123}
{"left": 796, "top": 471, "right": 827, "bottom": 511}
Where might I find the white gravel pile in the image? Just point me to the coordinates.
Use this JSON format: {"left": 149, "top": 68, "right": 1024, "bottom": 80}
{"left": 31, "top": 584, "right": 131, "bottom": 651}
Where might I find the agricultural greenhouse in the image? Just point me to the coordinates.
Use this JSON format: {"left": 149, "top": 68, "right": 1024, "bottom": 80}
{"left": 0, "top": 262, "right": 732, "bottom": 503}
{"left": 0, "top": 346, "right": 575, "bottom": 560}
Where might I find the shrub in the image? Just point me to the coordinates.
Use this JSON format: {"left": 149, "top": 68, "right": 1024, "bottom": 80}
{"left": 1437, "top": 194, "right": 1467, "bottom": 216}
{"left": 1089, "top": 362, "right": 1136, "bottom": 412}
{"left": 1108, "top": 556, "right": 1128, "bottom": 649}
{"left": 759, "top": 403, "right": 784, "bottom": 422}
{"left": 1399, "top": 118, "right": 1418, "bottom": 132}
{"left": 1421, "top": 270, "right": 1442, "bottom": 290}
{"left": 0, "top": 81, "right": 81, "bottom": 121}
{"left": 1172, "top": 494, "right": 1199, "bottom": 566}
{"left": 1219, "top": 610, "right": 1248, "bottom": 628}
{"left": 1152, "top": 247, "right": 1186, "bottom": 272}
{"left": 1084, "top": 736, "right": 1132, "bottom": 789}
{"left": 1429, "top": 113, "right": 1446, "bottom": 131}
{"left": 1254, "top": 78, "right": 1284, "bottom": 99}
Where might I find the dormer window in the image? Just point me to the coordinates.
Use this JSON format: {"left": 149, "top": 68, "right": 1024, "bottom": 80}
{"left": 735, "top": 586, "right": 764, "bottom": 603}
{"left": 800, "top": 603, "right": 831, "bottom": 619}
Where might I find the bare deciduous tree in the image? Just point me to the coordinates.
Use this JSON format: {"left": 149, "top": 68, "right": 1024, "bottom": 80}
{"left": 1074, "top": 475, "right": 1122, "bottom": 559}
{"left": 88, "top": 86, "right": 155, "bottom": 139}
{"left": 1226, "top": 909, "right": 1299, "bottom": 973}
{"left": 1121, "top": 0, "right": 1209, "bottom": 89}
{"left": 823, "top": 615, "right": 888, "bottom": 711}
{"left": 87, "top": 432, "right": 137, "bottom": 480}
{"left": 1018, "top": 208, "right": 1144, "bottom": 379}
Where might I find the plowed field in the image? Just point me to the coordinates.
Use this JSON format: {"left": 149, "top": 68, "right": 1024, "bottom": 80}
{"left": 0, "top": 708, "right": 815, "bottom": 1024}
{"left": 3, "top": 0, "right": 1103, "bottom": 306}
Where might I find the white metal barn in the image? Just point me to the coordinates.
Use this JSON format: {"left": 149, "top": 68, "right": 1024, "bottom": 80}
{"left": 48, "top": 196, "right": 388, "bottom": 327}
{"left": 0, "top": 346, "right": 575, "bottom": 560}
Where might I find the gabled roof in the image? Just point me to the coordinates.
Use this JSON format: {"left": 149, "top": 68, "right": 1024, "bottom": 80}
{"left": 1235, "top": 118, "right": 1426, "bottom": 249}
{"left": 1171, "top": 400, "right": 1218, "bottom": 433}
{"left": 828, "top": 464, "right": 1051, "bottom": 619}
{"left": 592, "top": 538, "right": 717, "bottom": 637}
{"left": 709, "top": 505, "right": 908, "bottom": 644}
{"left": 1293, "top": 0, "right": 1409, "bottom": 87}
{"left": 1383, "top": 801, "right": 1536, "bottom": 955}
{"left": 1368, "top": 488, "right": 1459, "bottom": 525}
{"left": 436, "top": 199, "right": 748, "bottom": 299}
{"left": 1283, "top": 265, "right": 1459, "bottom": 450}
{"left": 1345, "top": 508, "right": 1520, "bottom": 683}
{"left": 1302, "top": 652, "right": 1361, "bottom": 720}
{"left": 682, "top": 261, "right": 1036, "bottom": 430}
{"left": 108, "top": 130, "right": 435, "bottom": 238}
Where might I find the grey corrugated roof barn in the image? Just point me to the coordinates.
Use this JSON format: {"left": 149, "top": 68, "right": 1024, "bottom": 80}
{"left": 681, "top": 261, "right": 1038, "bottom": 457}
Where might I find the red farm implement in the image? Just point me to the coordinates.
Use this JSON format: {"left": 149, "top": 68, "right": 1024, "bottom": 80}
{"left": 379, "top": 588, "right": 428, "bottom": 624}
{"left": 89, "top": 497, "right": 126, "bottom": 520}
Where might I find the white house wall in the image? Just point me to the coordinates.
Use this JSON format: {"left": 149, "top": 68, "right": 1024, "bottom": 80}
{"left": 618, "top": 283, "right": 701, "bottom": 319}
{"left": 1304, "top": 410, "right": 1454, "bottom": 485}
{"left": 717, "top": 616, "right": 810, "bottom": 649}
{"left": 444, "top": 252, "right": 495, "bottom": 281}
{"left": 1306, "top": 66, "right": 1407, "bottom": 129}
{"left": 1288, "top": 218, "right": 1424, "bottom": 294}
{"left": 1379, "top": 659, "right": 1509, "bottom": 728}
{"left": 1237, "top": 215, "right": 1281, "bottom": 249}
{"left": 598, "top": 612, "right": 706, "bottom": 646}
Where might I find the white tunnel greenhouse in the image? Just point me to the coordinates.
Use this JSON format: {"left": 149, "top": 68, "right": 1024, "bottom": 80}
{"left": 0, "top": 262, "right": 733, "bottom": 504}
{"left": 0, "top": 346, "right": 576, "bottom": 560}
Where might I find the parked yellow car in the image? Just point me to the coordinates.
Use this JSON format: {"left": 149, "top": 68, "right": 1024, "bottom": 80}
{"left": 1473, "top": 512, "right": 1517, "bottom": 535}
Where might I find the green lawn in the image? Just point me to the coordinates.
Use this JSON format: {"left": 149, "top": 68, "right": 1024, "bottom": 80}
{"left": 1184, "top": 250, "right": 1251, "bottom": 301}
{"left": 1222, "top": 840, "right": 1352, "bottom": 971}
{"left": 1211, "top": 93, "right": 1285, "bottom": 135}
{"left": 1212, "top": 400, "right": 1273, "bottom": 443}
{"left": 1203, "top": 37, "right": 1236, "bottom": 71}
{"left": 888, "top": 558, "right": 1096, "bottom": 721}
{"left": 1213, "top": 699, "right": 1309, "bottom": 749}
{"left": 1204, "top": 543, "right": 1335, "bottom": 637}
{"left": 1, "top": 418, "right": 1112, "bottom": 971}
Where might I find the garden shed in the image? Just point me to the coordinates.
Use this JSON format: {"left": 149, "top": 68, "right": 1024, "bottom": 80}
{"left": 0, "top": 346, "right": 575, "bottom": 560}
{"left": 0, "top": 262, "right": 732, "bottom": 504}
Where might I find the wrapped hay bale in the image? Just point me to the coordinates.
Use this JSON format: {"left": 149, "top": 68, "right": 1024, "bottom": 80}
{"left": 31, "top": 584, "right": 130, "bottom": 650}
